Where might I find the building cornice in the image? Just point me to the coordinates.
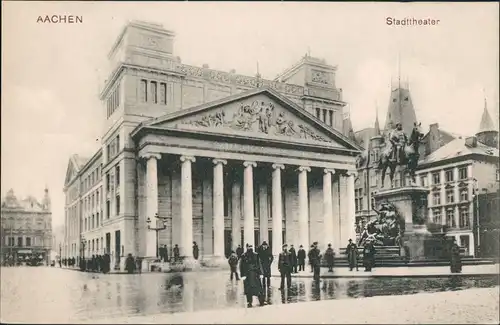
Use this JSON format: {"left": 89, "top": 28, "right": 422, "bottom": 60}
{"left": 417, "top": 153, "right": 498, "bottom": 170}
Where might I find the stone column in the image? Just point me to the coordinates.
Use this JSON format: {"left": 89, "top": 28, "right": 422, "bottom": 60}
{"left": 323, "top": 168, "right": 335, "bottom": 251}
{"left": 180, "top": 155, "right": 196, "bottom": 264}
{"left": 272, "top": 164, "right": 284, "bottom": 256}
{"left": 258, "top": 182, "right": 269, "bottom": 246}
{"left": 298, "top": 166, "right": 311, "bottom": 248}
{"left": 231, "top": 179, "right": 242, "bottom": 250}
{"left": 346, "top": 170, "right": 357, "bottom": 242}
{"left": 212, "top": 159, "right": 227, "bottom": 263}
{"left": 144, "top": 153, "right": 161, "bottom": 258}
{"left": 243, "top": 161, "right": 257, "bottom": 248}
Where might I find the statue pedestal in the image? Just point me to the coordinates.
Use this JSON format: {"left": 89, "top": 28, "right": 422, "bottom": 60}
{"left": 372, "top": 186, "right": 429, "bottom": 235}
{"left": 373, "top": 186, "right": 440, "bottom": 261}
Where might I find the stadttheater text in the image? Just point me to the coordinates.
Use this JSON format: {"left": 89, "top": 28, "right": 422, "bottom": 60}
{"left": 386, "top": 17, "right": 440, "bottom": 26}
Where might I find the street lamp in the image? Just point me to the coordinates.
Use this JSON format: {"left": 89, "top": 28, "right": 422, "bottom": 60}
{"left": 146, "top": 213, "right": 167, "bottom": 259}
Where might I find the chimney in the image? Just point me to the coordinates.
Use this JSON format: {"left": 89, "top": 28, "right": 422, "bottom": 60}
{"left": 465, "top": 136, "right": 478, "bottom": 148}
{"left": 427, "top": 123, "right": 441, "bottom": 155}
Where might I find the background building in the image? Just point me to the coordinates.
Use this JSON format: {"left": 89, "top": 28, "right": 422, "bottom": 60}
{"left": 1, "top": 188, "right": 52, "bottom": 264}
{"left": 63, "top": 20, "right": 359, "bottom": 270}
{"left": 352, "top": 81, "right": 499, "bottom": 257}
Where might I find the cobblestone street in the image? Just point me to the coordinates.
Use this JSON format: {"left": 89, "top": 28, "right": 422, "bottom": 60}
{"left": 1, "top": 266, "right": 498, "bottom": 323}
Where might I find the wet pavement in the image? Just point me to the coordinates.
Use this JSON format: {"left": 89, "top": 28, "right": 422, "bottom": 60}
{"left": 1, "top": 266, "right": 498, "bottom": 323}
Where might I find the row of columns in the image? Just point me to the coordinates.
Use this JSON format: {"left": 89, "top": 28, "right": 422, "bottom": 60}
{"left": 143, "top": 153, "right": 357, "bottom": 259}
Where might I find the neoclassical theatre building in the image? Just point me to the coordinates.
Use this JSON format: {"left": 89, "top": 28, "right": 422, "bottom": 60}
{"left": 63, "top": 21, "right": 361, "bottom": 269}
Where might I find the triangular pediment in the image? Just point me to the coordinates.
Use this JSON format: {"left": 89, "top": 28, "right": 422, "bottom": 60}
{"left": 145, "top": 88, "right": 361, "bottom": 151}
{"left": 64, "top": 157, "right": 79, "bottom": 187}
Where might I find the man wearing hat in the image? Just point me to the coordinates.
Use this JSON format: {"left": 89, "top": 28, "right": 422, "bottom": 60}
{"left": 346, "top": 239, "right": 358, "bottom": 271}
{"left": 278, "top": 243, "right": 292, "bottom": 290}
{"left": 297, "top": 245, "right": 306, "bottom": 272}
{"left": 240, "top": 244, "right": 265, "bottom": 307}
{"left": 324, "top": 243, "right": 335, "bottom": 272}
{"left": 309, "top": 242, "right": 322, "bottom": 281}
{"left": 389, "top": 122, "right": 407, "bottom": 163}
{"left": 257, "top": 241, "right": 273, "bottom": 289}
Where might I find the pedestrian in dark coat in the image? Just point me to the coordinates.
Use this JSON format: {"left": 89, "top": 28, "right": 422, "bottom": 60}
{"left": 162, "top": 245, "right": 169, "bottom": 262}
{"left": 173, "top": 244, "right": 180, "bottom": 263}
{"left": 193, "top": 242, "right": 199, "bottom": 260}
{"left": 363, "top": 241, "right": 376, "bottom": 272}
{"left": 239, "top": 244, "right": 265, "bottom": 308}
{"left": 125, "top": 253, "right": 135, "bottom": 274}
{"left": 257, "top": 241, "right": 273, "bottom": 289}
{"left": 91, "top": 255, "right": 97, "bottom": 272}
{"left": 289, "top": 245, "right": 298, "bottom": 273}
{"left": 278, "top": 244, "right": 293, "bottom": 290}
{"left": 310, "top": 242, "right": 322, "bottom": 281}
{"left": 228, "top": 251, "right": 240, "bottom": 280}
{"left": 297, "top": 245, "right": 306, "bottom": 271}
{"left": 236, "top": 245, "right": 244, "bottom": 259}
{"left": 324, "top": 244, "right": 335, "bottom": 272}
{"left": 307, "top": 245, "right": 315, "bottom": 272}
{"left": 103, "top": 254, "right": 111, "bottom": 274}
{"left": 346, "top": 239, "right": 359, "bottom": 271}
{"left": 450, "top": 239, "right": 462, "bottom": 273}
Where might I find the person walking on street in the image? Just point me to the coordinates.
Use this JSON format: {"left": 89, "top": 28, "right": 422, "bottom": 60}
{"left": 240, "top": 244, "right": 265, "bottom": 308}
{"left": 173, "top": 244, "right": 180, "bottom": 263}
{"left": 363, "top": 240, "right": 376, "bottom": 272}
{"left": 278, "top": 244, "right": 292, "bottom": 290}
{"left": 193, "top": 242, "right": 199, "bottom": 260}
{"left": 257, "top": 241, "right": 273, "bottom": 289}
{"left": 297, "top": 245, "right": 306, "bottom": 272}
{"left": 125, "top": 253, "right": 136, "bottom": 274}
{"left": 450, "top": 238, "right": 462, "bottom": 273}
{"left": 228, "top": 251, "right": 240, "bottom": 280}
{"left": 289, "top": 245, "right": 298, "bottom": 274}
{"left": 310, "top": 242, "right": 322, "bottom": 281}
{"left": 324, "top": 244, "right": 335, "bottom": 272}
{"left": 346, "top": 239, "right": 359, "bottom": 271}
{"left": 236, "top": 245, "right": 243, "bottom": 259}
{"left": 307, "top": 245, "right": 315, "bottom": 272}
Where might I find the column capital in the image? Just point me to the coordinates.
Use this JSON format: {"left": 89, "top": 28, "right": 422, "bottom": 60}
{"left": 180, "top": 155, "right": 196, "bottom": 163}
{"left": 298, "top": 166, "right": 311, "bottom": 173}
{"left": 346, "top": 170, "right": 358, "bottom": 178}
{"left": 213, "top": 159, "right": 227, "bottom": 166}
{"left": 243, "top": 161, "right": 257, "bottom": 168}
{"left": 324, "top": 168, "right": 336, "bottom": 175}
{"left": 272, "top": 163, "right": 285, "bottom": 170}
{"left": 141, "top": 153, "right": 161, "bottom": 161}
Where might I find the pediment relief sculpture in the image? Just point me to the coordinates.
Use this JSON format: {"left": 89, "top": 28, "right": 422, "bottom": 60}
{"left": 311, "top": 70, "right": 329, "bottom": 85}
{"left": 181, "top": 100, "right": 332, "bottom": 143}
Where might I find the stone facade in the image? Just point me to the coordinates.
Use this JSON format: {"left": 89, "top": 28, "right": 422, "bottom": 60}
{"left": 1, "top": 189, "right": 52, "bottom": 264}
{"left": 63, "top": 20, "right": 361, "bottom": 270}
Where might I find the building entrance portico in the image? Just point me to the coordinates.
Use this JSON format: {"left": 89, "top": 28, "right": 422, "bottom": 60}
{"left": 132, "top": 88, "right": 361, "bottom": 263}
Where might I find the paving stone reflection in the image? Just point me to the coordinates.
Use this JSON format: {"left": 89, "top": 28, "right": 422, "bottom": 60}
{"left": 1, "top": 267, "right": 498, "bottom": 323}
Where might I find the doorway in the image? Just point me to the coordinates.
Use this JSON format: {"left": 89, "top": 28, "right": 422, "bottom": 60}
{"left": 114, "top": 230, "right": 121, "bottom": 266}
{"left": 105, "top": 233, "right": 111, "bottom": 254}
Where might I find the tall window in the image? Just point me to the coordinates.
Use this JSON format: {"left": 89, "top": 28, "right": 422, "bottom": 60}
{"left": 446, "top": 189, "right": 455, "bottom": 203}
{"left": 92, "top": 215, "right": 95, "bottom": 229}
{"left": 446, "top": 209, "right": 456, "bottom": 228}
{"left": 106, "top": 200, "right": 110, "bottom": 219}
{"left": 432, "top": 192, "right": 441, "bottom": 206}
{"left": 116, "top": 195, "right": 121, "bottom": 215}
{"left": 329, "top": 110, "right": 333, "bottom": 126}
{"left": 26, "top": 237, "right": 31, "bottom": 247}
{"left": 160, "top": 82, "right": 167, "bottom": 105}
{"left": 140, "top": 79, "right": 148, "bottom": 102}
{"left": 445, "top": 170, "right": 454, "bottom": 182}
{"left": 460, "top": 188, "right": 469, "bottom": 202}
{"left": 355, "top": 188, "right": 363, "bottom": 212}
{"left": 106, "top": 174, "right": 110, "bottom": 191}
{"left": 116, "top": 135, "right": 120, "bottom": 153}
{"left": 116, "top": 165, "right": 120, "bottom": 186}
{"left": 8, "top": 237, "right": 14, "bottom": 246}
{"left": 17, "top": 237, "right": 23, "bottom": 247}
{"left": 96, "top": 212, "right": 100, "bottom": 227}
{"left": 151, "top": 81, "right": 158, "bottom": 104}
{"left": 459, "top": 208, "right": 470, "bottom": 228}
{"left": 433, "top": 209, "right": 442, "bottom": 225}
{"left": 96, "top": 190, "right": 100, "bottom": 206}
{"left": 85, "top": 218, "right": 88, "bottom": 231}
{"left": 315, "top": 108, "right": 321, "bottom": 119}
{"left": 432, "top": 172, "right": 440, "bottom": 185}
{"left": 459, "top": 167, "right": 468, "bottom": 180}
{"left": 322, "top": 109, "right": 327, "bottom": 123}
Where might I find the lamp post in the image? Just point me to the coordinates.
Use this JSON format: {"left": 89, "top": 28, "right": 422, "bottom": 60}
{"left": 146, "top": 213, "right": 167, "bottom": 259}
{"left": 59, "top": 243, "right": 62, "bottom": 267}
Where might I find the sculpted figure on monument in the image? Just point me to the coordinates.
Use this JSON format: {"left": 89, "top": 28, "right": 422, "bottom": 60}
{"left": 358, "top": 201, "right": 404, "bottom": 246}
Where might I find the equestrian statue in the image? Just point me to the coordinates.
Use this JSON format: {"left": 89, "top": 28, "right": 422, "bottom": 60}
{"left": 377, "top": 122, "right": 425, "bottom": 188}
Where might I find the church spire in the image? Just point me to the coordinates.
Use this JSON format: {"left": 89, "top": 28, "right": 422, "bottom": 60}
{"left": 476, "top": 96, "right": 499, "bottom": 148}
{"left": 374, "top": 103, "right": 381, "bottom": 136}
{"left": 478, "top": 96, "right": 496, "bottom": 133}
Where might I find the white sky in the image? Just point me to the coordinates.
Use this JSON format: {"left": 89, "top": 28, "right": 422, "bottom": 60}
{"left": 2, "top": 2, "right": 499, "bottom": 227}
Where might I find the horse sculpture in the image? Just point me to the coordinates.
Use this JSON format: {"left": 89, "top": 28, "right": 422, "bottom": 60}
{"left": 378, "top": 122, "right": 424, "bottom": 188}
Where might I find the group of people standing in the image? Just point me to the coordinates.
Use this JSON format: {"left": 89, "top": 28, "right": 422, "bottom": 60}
{"left": 346, "top": 239, "right": 377, "bottom": 272}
